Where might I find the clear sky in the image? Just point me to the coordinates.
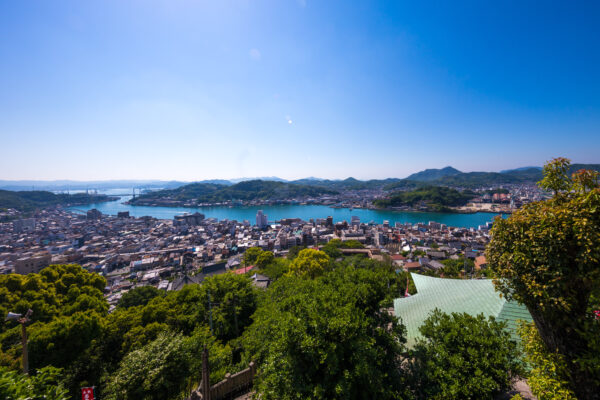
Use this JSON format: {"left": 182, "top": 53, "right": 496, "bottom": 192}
{"left": 1, "top": 0, "right": 599, "bottom": 181}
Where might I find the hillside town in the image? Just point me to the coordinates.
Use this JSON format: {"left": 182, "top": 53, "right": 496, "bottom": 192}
{"left": 125, "top": 181, "right": 547, "bottom": 213}
{"left": 0, "top": 207, "right": 493, "bottom": 311}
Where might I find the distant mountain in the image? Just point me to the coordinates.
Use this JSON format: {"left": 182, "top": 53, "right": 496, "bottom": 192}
{"left": 431, "top": 164, "right": 600, "bottom": 188}
{"left": 195, "top": 179, "right": 233, "bottom": 185}
{"left": 0, "top": 180, "right": 188, "bottom": 191}
{"left": 405, "top": 167, "right": 462, "bottom": 182}
{"left": 500, "top": 166, "right": 542, "bottom": 173}
{"left": 130, "top": 180, "right": 338, "bottom": 204}
{"left": 290, "top": 177, "right": 402, "bottom": 190}
{"left": 0, "top": 190, "right": 114, "bottom": 212}
{"left": 229, "top": 177, "right": 288, "bottom": 184}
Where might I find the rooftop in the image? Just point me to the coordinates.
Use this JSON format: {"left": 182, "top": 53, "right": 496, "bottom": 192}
{"left": 394, "top": 273, "right": 532, "bottom": 347}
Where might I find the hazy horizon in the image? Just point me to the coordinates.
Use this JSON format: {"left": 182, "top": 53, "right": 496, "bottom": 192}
{"left": 1, "top": 1, "right": 599, "bottom": 181}
{"left": 0, "top": 164, "right": 551, "bottom": 184}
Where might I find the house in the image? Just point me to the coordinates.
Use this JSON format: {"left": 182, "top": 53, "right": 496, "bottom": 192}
{"left": 403, "top": 261, "right": 422, "bottom": 272}
{"left": 474, "top": 255, "right": 488, "bottom": 270}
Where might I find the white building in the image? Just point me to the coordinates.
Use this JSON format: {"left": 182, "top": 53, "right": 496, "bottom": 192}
{"left": 256, "top": 210, "right": 268, "bottom": 228}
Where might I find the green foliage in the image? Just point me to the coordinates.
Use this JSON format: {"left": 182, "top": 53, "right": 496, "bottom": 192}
{"left": 338, "top": 240, "right": 365, "bottom": 249}
{"left": 517, "top": 322, "right": 575, "bottom": 400}
{"left": 118, "top": 286, "right": 163, "bottom": 309}
{"left": 288, "top": 249, "right": 330, "bottom": 278}
{"left": 0, "top": 366, "right": 69, "bottom": 400}
{"left": 28, "top": 310, "right": 105, "bottom": 371}
{"left": 408, "top": 310, "right": 522, "bottom": 400}
{"left": 0, "top": 265, "right": 107, "bottom": 334}
{"left": 242, "top": 265, "right": 407, "bottom": 400}
{"left": 375, "top": 186, "right": 474, "bottom": 211}
{"left": 259, "top": 258, "right": 290, "bottom": 280}
{"left": 286, "top": 245, "right": 305, "bottom": 260}
{"left": 487, "top": 158, "right": 600, "bottom": 398}
{"left": 320, "top": 239, "right": 365, "bottom": 259}
{"left": 243, "top": 247, "right": 263, "bottom": 266}
{"left": 104, "top": 329, "right": 233, "bottom": 400}
{"left": 104, "top": 332, "right": 189, "bottom": 400}
{"left": 439, "top": 258, "right": 474, "bottom": 278}
{"left": 131, "top": 180, "right": 338, "bottom": 204}
{"left": 200, "top": 273, "right": 259, "bottom": 341}
{"left": 321, "top": 240, "right": 342, "bottom": 259}
{"left": 255, "top": 251, "right": 274, "bottom": 269}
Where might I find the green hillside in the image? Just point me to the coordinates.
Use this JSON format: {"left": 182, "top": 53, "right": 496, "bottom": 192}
{"left": 0, "top": 190, "right": 113, "bottom": 212}
{"left": 374, "top": 186, "right": 475, "bottom": 211}
{"left": 409, "top": 164, "right": 600, "bottom": 188}
{"left": 130, "top": 180, "right": 339, "bottom": 204}
{"left": 405, "top": 166, "right": 462, "bottom": 182}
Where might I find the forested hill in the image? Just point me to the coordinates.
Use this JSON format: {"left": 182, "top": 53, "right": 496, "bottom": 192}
{"left": 374, "top": 186, "right": 475, "bottom": 212}
{"left": 0, "top": 190, "right": 114, "bottom": 211}
{"left": 404, "top": 166, "right": 462, "bottom": 182}
{"left": 399, "top": 164, "right": 600, "bottom": 188}
{"left": 129, "top": 180, "right": 339, "bottom": 204}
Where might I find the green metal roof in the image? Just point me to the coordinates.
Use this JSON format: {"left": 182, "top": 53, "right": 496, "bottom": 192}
{"left": 394, "top": 273, "right": 532, "bottom": 347}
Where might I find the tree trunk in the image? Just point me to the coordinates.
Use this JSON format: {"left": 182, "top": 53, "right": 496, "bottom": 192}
{"left": 529, "top": 306, "right": 599, "bottom": 400}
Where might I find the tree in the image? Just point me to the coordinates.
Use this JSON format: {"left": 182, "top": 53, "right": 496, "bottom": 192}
{"left": 259, "top": 257, "right": 290, "bottom": 280}
{"left": 242, "top": 266, "right": 408, "bottom": 400}
{"left": 243, "top": 247, "right": 263, "bottom": 266}
{"left": 517, "top": 322, "right": 575, "bottom": 400}
{"left": 118, "top": 286, "right": 163, "bottom": 309}
{"left": 288, "top": 249, "right": 330, "bottom": 278}
{"left": 408, "top": 310, "right": 522, "bottom": 400}
{"left": 286, "top": 245, "right": 305, "bottom": 260}
{"left": 0, "top": 264, "right": 107, "bottom": 333}
{"left": 28, "top": 311, "right": 105, "bottom": 371}
{"left": 104, "top": 332, "right": 191, "bottom": 400}
{"left": 0, "top": 366, "right": 69, "bottom": 400}
{"left": 321, "top": 240, "right": 342, "bottom": 259}
{"left": 487, "top": 158, "right": 600, "bottom": 399}
{"left": 255, "top": 251, "right": 275, "bottom": 269}
{"left": 199, "top": 273, "right": 259, "bottom": 341}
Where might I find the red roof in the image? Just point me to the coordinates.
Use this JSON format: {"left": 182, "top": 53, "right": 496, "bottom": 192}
{"left": 404, "top": 261, "right": 421, "bottom": 270}
{"left": 234, "top": 265, "right": 255, "bottom": 274}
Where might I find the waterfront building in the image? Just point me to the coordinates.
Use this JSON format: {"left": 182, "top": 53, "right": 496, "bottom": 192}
{"left": 87, "top": 209, "right": 102, "bottom": 220}
{"left": 256, "top": 210, "right": 268, "bottom": 228}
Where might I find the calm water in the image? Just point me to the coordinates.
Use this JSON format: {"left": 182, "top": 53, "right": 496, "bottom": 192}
{"left": 68, "top": 196, "right": 502, "bottom": 229}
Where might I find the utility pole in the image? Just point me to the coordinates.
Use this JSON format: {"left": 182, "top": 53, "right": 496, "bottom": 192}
{"left": 6, "top": 309, "right": 33, "bottom": 374}
{"left": 201, "top": 345, "right": 211, "bottom": 400}
{"left": 208, "top": 289, "right": 214, "bottom": 335}
{"left": 233, "top": 295, "right": 239, "bottom": 338}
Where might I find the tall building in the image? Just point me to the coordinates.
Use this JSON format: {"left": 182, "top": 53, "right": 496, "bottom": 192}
{"left": 326, "top": 216, "right": 333, "bottom": 227}
{"left": 87, "top": 209, "right": 102, "bottom": 220}
{"left": 256, "top": 210, "right": 268, "bottom": 228}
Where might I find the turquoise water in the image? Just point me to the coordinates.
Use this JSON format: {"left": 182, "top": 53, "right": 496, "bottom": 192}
{"left": 68, "top": 196, "right": 502, "bottom": 229}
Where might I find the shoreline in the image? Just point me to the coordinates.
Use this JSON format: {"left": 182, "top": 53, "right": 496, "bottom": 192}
{"left": 121, "top": 199, "right": 509, "bottom": 217}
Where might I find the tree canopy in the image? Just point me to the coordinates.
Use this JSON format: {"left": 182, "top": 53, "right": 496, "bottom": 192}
{"left": 487, "top": 157, "right": 600, "bottom": 399}
{"left": 242, "top": 264, "right": 408, "bottom": 400}
{"left": 288, "top": 248, "right": 331, "bottom": 278}
{"left": 408, "top": 310, "right": 522, "bottom": 400}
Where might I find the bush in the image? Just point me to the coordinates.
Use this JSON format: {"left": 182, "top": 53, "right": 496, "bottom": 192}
{"left": 409, "top": 310, "right": 523, "bottom": 400}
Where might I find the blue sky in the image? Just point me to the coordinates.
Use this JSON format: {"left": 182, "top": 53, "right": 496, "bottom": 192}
{"left": 1, "top": 0, "right": 599, "bottom": 181}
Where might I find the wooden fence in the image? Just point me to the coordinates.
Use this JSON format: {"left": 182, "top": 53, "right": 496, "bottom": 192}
{"left": 189, "top": 361, "right": 256, "bottom": 400}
